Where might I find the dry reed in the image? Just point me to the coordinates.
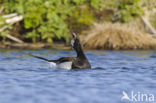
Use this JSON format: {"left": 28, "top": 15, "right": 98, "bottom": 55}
{"left": 81, "top": 23, "right": 156, "bottom": 50}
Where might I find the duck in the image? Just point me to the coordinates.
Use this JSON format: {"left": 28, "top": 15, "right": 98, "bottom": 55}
{"left": 30, "top": 33, "right": 91, "bottom": 70}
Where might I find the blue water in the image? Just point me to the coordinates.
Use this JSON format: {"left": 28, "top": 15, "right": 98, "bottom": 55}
{"left": 0, "top": 49, "right": 156, "bottom": 103}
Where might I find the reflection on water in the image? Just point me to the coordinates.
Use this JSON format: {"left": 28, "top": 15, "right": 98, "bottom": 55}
{"left": 0, "top": 49, "right": 156, "bottom": 103}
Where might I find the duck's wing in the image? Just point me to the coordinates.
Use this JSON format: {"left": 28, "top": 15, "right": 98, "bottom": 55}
{"left": 56, "top": 57, "right": 75, "bottom": 64}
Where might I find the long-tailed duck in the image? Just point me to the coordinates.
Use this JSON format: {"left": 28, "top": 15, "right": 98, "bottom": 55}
{"left": 31, "top": 33, "right": 91, "bottom": 70}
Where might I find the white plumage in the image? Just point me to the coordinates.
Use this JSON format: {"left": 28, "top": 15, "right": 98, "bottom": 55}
{"left": 48, "top": 62, "right": 72, "bottom": 70}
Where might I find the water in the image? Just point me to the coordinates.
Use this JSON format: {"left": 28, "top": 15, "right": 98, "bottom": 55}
{"left": 0, "top": 49, "right": 156, "bottom": 103}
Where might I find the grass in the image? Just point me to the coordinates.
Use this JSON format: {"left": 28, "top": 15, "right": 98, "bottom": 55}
{"left": 81, "top": 22, "right": 156, "bottom": 50}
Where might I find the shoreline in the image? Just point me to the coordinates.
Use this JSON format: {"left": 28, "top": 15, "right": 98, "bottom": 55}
{"left": 1, "top": 42, "right": 156, "bottom": 50}
{"left": 0, "top": 42, "right": 71, "bottom": 50}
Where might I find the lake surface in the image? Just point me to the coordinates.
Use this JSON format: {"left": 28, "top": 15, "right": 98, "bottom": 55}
{"left": 0, "top": 49, "right": 156, "bottom": 103}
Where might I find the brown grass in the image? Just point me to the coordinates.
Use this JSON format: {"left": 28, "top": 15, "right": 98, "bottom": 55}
{"left": 81, "top": 23, "right": 156, "bottom": 50}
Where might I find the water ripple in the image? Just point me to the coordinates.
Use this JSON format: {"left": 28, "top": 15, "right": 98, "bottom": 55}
{"left": 0, "top": 50, "right": 156, "bottom": 103}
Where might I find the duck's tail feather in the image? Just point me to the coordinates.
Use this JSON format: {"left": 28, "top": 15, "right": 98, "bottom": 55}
{"left": 29, "top": 54, "right": 51, "bottom": 62}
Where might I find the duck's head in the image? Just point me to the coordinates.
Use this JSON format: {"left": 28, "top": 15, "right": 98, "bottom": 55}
{"left": 71, "top": 33, "right": 81, "bottom": 51}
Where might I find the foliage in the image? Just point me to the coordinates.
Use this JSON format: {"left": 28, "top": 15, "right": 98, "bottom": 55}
{"left": 0, "top": 15, "right": 9, "bottom": 42}
{"left": 0, "top": 30, "right": 9, "bottom": 42}
{"left": 2, "top": 0, "right": 101, "bottom": 43}
{"left": 0, "top": 0, "right": 152, "bottom": 43}
{"left": 116, "top": 0, "right": 144, "bottom": 22}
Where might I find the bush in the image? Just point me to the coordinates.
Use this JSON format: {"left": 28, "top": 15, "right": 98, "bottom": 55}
{"left": 1, "top": 0, "right": 151, "bottom": 43}
{"left": 1, "top": 0, "right": 101, "bottom": 43}
{"left": 116, "top": 0, "right": 144, "bottom": 22}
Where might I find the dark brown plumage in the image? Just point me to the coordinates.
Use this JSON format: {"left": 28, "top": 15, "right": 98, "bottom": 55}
{"left": 31, "top": 33, "right": 91, "bottom": 69}
{"left": 70, "top": 33, "right": 91, "bottom": 69}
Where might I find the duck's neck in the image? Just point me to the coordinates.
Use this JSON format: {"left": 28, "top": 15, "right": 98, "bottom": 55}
{"left": 76, "top": 46, "right": 86, "bottom": 59}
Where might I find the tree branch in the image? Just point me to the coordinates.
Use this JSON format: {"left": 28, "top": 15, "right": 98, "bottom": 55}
{"left": 141, "top": 16, "right": 156, "bottom": 35}
{"left": 2, "top": 13, "right": 18, "bottom": 19}
{"left": 0, "top": 15, "right": 24, "bottom": 43}
{"left": 6, "top": 34, "right": 23, "bottom": 43}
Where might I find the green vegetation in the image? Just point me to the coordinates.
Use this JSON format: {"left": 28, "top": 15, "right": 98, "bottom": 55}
{"left": 0, "top": 0, "right": 155, "bottom": 44}
{"left": 116, "top": 0, "right": 143, "bottom": 22}
{"left": 1, "top": 0, "right": 102, "bottom": 43}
